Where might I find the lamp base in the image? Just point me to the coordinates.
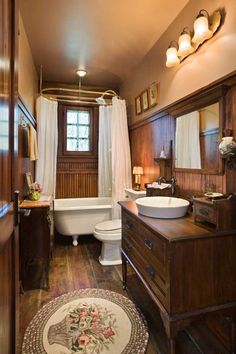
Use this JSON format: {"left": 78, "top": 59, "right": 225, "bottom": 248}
{"left": 134, "top": 184, "right": 141, "bottom": 191}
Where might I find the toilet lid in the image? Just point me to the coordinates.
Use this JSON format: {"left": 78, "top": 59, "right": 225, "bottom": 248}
{"left": 95, "top": 219, "right": 121, "bottom": 233}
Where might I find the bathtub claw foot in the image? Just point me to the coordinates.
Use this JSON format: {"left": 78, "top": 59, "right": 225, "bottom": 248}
{"left": 72, "top": 235, "right": 79, "bottom": 247}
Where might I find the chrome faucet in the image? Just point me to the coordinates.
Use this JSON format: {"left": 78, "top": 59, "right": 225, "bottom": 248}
{"left": 170, "top": 176, "right": 176, "bottom": 196}
{"left": 157, "top": 176, "right": 166, "bottom": 185}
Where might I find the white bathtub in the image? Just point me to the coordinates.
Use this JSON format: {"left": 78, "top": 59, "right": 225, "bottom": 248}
{"left": 54, "top": 197, "right": 112, "bottom": 246}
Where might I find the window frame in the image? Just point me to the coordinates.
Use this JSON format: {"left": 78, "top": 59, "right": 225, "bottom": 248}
{"left": 62, "top": 105, "right": 96, "bottom": 158}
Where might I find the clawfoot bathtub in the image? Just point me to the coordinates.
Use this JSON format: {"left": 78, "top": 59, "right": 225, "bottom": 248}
{"left": 54, "top": 197, "right": 112, "bottom": 246}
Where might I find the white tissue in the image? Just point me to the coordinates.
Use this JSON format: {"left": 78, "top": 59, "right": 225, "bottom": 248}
{"left": 147, "top": 182, "right": 171, "bottom": 189}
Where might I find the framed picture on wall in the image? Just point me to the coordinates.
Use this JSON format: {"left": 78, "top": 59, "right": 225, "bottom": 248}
{"left": 135, "top": 95, "right": 142, "bottom": 115}
{"left": 25, "top": 172, "right": 33, "bottom": 191}
{"left": 141, "top": 90, "right": 149, "bottom": 111}
{"left": 148, "top": 82, "right": 158, "bottom": 107}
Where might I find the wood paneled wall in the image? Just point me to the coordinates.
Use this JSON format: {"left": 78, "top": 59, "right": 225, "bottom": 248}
{"left": 129, "top": 76, "right": 236, "bottom": 199}
{"left": 56, "top": 104, "right": 98, "bottom": 198}
{"left": 56, "top": 161, "right": 98, "bottom": 198}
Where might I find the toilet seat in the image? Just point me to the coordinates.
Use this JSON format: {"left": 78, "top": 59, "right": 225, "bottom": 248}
{"left": 94, "top": 219, "right": 121, "bottom": 234}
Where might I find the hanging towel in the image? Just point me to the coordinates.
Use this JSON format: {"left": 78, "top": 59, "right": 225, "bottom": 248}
{"left": 28, "top": 125, "right": 39, "bottom": 161}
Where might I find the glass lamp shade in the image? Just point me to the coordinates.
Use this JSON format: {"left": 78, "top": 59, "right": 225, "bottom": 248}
{"left": 177, "top": 33, "right": 195, "bottom": 57}
{"left": 166, "top": 47, "right": 180, "bottom": 68}
{"left": 133, "top": 166, "right": 143, "bottom": 175}
{"left": 76, "top": 69, "right": 87, "bottom": 77}
{"left": 192, "top": 15, "right": 213, "bottom": 44}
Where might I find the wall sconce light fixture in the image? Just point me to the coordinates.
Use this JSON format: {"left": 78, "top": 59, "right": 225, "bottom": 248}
{"left": 178, "top": 27, "right": 195, "bottom": 57}
{"left": 166, "top": 9, "right": 222, "bottom": 68}
{"left": 133, "top": 166, "right": 143, "bottom": 191}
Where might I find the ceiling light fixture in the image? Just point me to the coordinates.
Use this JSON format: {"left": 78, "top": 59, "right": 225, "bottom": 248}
{"left": 76, "top": 69, "right": 87, "bottom": 77}
{"left": 166, "top": 9, "right": 222, "bottom": 68}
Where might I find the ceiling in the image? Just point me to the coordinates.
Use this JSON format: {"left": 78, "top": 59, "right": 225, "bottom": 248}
{"left": 19, "top": 0, "right": 189, "bottom": 89}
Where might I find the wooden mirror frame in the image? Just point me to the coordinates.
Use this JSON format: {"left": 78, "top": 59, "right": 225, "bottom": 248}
{"left": 167, "top": 85, "right": 229, "bottom": 175}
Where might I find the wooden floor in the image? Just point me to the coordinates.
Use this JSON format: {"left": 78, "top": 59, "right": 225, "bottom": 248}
{"left": 20, "top": 235, "right": 233, "bottom": 353}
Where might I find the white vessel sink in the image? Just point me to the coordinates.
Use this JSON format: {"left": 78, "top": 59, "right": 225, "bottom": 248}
{"left": 136, "top": 196, "right": 189, "bottom": 219}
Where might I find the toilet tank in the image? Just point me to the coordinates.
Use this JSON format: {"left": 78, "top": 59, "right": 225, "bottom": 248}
{"left": 125, "top": 188, "right": 146, "bottom": 201}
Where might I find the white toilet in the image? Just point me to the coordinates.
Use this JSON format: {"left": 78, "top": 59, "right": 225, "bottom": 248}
{"left": 93, "top": 219, "right": 122, "bottom": 266}
{"left": 93, "top": 189, "right": 146, "bottom": 266}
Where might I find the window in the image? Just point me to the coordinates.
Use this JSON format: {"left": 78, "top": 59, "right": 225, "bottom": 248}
{"left": 58, "top": 105, "right": 98, "bottom": 159}
{"left": 66, "top": 109, "right": 90, "bottom": 152}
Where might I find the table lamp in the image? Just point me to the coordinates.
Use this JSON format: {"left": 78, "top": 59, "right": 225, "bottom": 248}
{"left": 133, "top": 166, "right": 143, "bottom": 191}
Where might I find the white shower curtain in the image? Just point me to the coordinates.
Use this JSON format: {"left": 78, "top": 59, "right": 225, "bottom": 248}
{"left": 98, "top": 105, "right": 112, "bottom": 197}
{"left": 36, "top": 96, "right": 58, "bottom": 196}
{"left": 98, "top": 97, "right": 132, "bottom": 219}
{"left": 111, "top": 97, "right": 132, "bottom": 218}
{"left": 175, "top": 111, "right": 201, "bottom": 169}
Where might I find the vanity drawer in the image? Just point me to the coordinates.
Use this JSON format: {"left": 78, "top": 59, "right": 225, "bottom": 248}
{"left": 194, "top": 203, "right": 216, "bottom": 224}
{"left": 122, "top": 211, "right": 167, "bottom": 275}
{"left": 122, "top": 238, "right": 167, "bottom": 306}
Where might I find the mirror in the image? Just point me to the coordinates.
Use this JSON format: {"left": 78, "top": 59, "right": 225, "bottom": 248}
{"left": 174, "top": 102, "right": 221, "bottom": 174}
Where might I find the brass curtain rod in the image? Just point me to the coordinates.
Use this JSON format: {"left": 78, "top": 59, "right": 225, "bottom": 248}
{"left": 42, "top": 95, "right": 112, "bottom": 105}
{"left": 41, "top": 87, "right": 118, "bottom": 97}
{"left": 39, "top": 65, "right": 120, "bottom": 105}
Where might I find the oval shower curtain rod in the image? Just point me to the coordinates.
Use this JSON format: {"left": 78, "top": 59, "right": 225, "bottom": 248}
{"left": 39, "top": 65, "right": 120, "bottom": 105}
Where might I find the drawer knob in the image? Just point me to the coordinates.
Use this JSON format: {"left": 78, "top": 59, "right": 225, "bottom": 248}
{"left": 125, "top": 220, "right": 133, "bottom": 230}
{"left": 144, "top": 238, "right": 153, "bottom": 250}
{"left": 126, "top": 243, "right": 132, "bottom": 252}
{"left": 199, "top": 207, "right": 209, "bottom": 216}
{"left": 145, "top": 266, "right": 156, "bottom": 279}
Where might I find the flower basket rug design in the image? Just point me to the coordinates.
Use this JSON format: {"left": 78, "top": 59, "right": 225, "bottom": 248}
{"left": 22, "top": 288, "right": 149, "bottom": 354}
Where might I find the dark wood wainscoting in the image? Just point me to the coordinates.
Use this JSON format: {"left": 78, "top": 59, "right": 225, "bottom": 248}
{"left": 56, "top": 104, "right": 98, "bottom": 198}
{"left": 56, "top": 160, "right": 98, "bottom": 198}
{"left": 129, "top": 75, "right": 236, "bottom": 198}
{"left": 130, "top": 114, "right": 174, "bottom": 187}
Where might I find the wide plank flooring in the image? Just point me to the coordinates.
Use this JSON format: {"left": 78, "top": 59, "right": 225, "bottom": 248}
{"left": 20, "top": 235, "right": 232, "bottom": 353}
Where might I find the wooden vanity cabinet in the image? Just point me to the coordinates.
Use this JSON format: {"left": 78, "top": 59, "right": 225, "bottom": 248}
{"left": 19, "top": 198, "right": 52, "bottom": 291}
{"left": 120, "top": 201, "right": 236, "bottom": 354}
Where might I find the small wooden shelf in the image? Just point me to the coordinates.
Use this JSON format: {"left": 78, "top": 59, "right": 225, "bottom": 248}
{"left": 154, "top": 157, "right": 171, "bottom": 162}
{"left": 154, "top": 156, "right": 172, "bottom": 180}
{"left": 221, "top": 154, "right": 236, "bottom": 169}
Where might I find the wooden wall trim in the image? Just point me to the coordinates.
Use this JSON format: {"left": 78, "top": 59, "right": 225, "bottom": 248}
{"left": 129, "top": 71, "right": 236, "bottom": 131}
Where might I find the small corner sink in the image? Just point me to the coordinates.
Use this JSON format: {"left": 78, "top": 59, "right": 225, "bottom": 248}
{"left": 136, "top": 196, "right": 189, "bottom": 219}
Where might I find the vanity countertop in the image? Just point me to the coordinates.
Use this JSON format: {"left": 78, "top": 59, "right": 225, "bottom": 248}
{"left": 119, "top": 200, "right": 235, "bottom": 242}
{"left": 20, "top": 195, "right": 53, "bottom": 209}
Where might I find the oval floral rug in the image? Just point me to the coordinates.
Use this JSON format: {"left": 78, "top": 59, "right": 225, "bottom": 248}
{"left": 22, "top": 288, "right": 149, "bottom": 354}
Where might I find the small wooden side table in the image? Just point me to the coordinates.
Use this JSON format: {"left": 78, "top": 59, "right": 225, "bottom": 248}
{"left": 19, "top": 195, "right": 52, "bottom": 291}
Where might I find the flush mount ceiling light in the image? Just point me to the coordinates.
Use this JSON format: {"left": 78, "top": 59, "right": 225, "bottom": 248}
{"left": 166, "top": 9, "right": 222, "bottom": 68}
{"left": 76, "top": 69, "right": 87, "bottom": 77}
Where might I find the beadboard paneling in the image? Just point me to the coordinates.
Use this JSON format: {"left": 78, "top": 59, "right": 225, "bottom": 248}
{"left": 56, "top": 169, "right": 98, "bottom": 198}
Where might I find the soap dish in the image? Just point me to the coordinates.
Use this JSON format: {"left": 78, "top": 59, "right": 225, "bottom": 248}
{"left": 204, "top": 192, "right": 223, "bottom": 199}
